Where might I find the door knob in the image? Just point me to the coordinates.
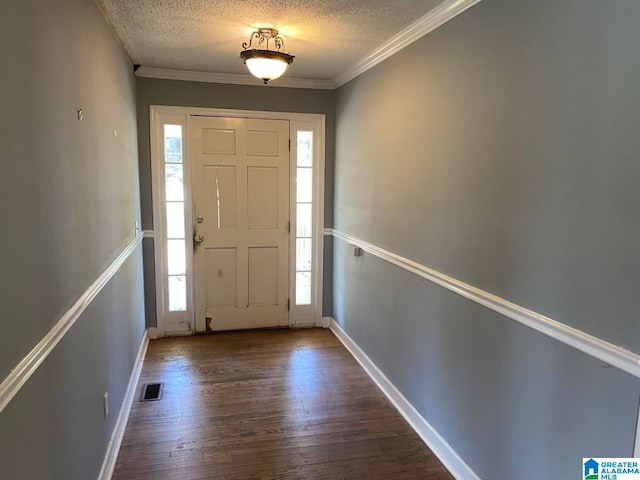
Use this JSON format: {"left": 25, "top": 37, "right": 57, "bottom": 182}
{"left": 193, "top": 233, "right": 205, "bottom": 244}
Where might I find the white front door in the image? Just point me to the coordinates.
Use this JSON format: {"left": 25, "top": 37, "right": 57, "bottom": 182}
{"left": 190, "top": 116, "right": 290, "bottom": 332}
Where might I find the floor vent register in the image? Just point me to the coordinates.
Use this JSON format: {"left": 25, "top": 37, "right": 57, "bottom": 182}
{"left": 140, "top": 382, "right": 163, "bottom": 401}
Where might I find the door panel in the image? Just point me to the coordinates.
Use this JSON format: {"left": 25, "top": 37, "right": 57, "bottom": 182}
{"left": 202, "top": 128, "right": 236, "bottom": 154}
{"left": 246, "top": 130, "right": 279, "bottom": 156}
{"left": 203, "top": 165, "right": 237, "bottom": 229}
{"left": 205, "top": 248, "right": 237, "bottom": 307}
{"left": 248, "top": 247, "right": 279, "bottom": 306}
{"left": 247, "top": 167, "right": 280, "bottom": 228}
{"left": 191, "top": 116, "right": 290, "bottom": 331}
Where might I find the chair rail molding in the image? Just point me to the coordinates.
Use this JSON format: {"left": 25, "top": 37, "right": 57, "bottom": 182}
{"left": 0, "top": 233, "right": 144, "bottom": 414}
{"left": 329, "top": 229, "right": 640, "bottom": 379}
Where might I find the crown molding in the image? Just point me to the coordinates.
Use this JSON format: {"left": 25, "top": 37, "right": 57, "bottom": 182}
{"left": 135, "top": 66, "right": 335, "bottom": 90}
{"left": 135, "top": 0, "right": 481, "bottom": 91}
{"left": 333, "top": 0, "right": 483, "bottom": 88}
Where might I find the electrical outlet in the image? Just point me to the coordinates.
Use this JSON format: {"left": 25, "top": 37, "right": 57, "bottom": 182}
{"left": 103, "top": 392, "right": 109, "bottom": 418}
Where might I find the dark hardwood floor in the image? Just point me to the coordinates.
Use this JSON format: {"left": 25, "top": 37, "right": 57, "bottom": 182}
{"left": 113, "top": 328, "right": 454, "bottom": 479}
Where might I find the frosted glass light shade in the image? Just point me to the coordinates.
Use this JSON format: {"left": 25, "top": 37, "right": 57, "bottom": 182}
{"left": 246, "top": 57, "right": 288, "bottom": 82}
{"left": 241, "top": 49, "right": 294, "bottom": 84}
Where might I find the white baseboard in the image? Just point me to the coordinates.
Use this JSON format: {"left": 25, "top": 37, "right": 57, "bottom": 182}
{"left": 98, "top": 329, "right": 150, "bottom": 480}
{"left": 321, "top": 316, "right": 332, "bottom": 328}
{"left": 329, "top": 319, "right": 479, "bottom": 480}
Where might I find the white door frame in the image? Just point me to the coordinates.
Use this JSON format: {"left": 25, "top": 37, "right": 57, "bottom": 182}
{"left": 150, "top": 105, "right": 326, "bottom": 337}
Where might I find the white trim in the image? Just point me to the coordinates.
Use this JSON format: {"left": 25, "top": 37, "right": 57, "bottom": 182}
{"left": 329, "top": 229, "right": 640, "bottom": 379}
{"left": 150, "top": 111, "right": 194, "bottom": 337}
{"left": 333, "top": 0, "right": 482, "bottom": 88}
{"left": 136, "top": 66, "right": 335, "bottom": 90}
{"left": 289, "top": 120, "right": 326, "bottom": 328}
{"left": 0, "top": 233, "right": 144, "bottom": 414}
{"left": 142, "top": 230, "right": 154, "bottom": 239}
{"left": 146, "top": 327, "right": 158, "bottom": 340}
{"left": 98, "top": 329, "right": 150, "bottom": 480}
{"left": 329, "top": 319, "right": 479, "bottom": 480}
{"left": 313, "top": 123, "right": 326, "bottom": 327}
{"left": 321, "top": 316, "right": 332, "bottom": 328}
{"left": 158, "top": 106, "right": 327, "bottom": 123}
{"left": 150, "top": 109, "right": 167, "bottom": 338}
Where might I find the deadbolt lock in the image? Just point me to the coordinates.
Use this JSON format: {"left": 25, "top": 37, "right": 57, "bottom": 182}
{"left": 196, "top": 216, "right": 204, "bottom": 224}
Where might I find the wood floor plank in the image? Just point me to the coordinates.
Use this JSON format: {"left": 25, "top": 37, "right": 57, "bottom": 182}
{"left": 113, "top": 329, "right": 453, "bottom": 479}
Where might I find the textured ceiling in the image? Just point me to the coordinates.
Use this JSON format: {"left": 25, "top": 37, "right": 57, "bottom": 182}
{"left": 97, "top": 0, "right": 446, "bottom": 81}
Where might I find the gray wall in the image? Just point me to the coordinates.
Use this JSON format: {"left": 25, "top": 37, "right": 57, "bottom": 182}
{"left": 136, "top": 78, "right": 336, "bottom": 324}
{"left": 0, "top": 0, "right": 145, "bottom": 478}
{"left": 333, "top": 0, "right": 640, "bottom": 478}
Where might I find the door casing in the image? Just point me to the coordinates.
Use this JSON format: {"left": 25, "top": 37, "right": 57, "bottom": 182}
{"left": 149, "top": 106, "right": 326, "bottom": 337}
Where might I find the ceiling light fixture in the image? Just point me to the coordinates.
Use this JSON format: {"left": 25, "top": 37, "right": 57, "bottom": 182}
{"left": 240, "top": 28, "right": 294, "bottom": 84}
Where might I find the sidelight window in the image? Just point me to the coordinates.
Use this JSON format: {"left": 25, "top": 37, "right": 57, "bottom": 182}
{"left": 295, "top": 131, "right": 313, "bottom": 305}
{"left": 164, "top": 125, "right": 187, "bottom": 311}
